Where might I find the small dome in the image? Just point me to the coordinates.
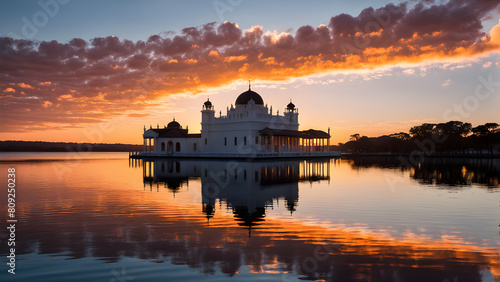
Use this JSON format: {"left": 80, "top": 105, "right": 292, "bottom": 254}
{"left": 235, "top": 90, "right": 264, "bottom": 105}
{"left": 287, "top": 101, "right": 295, "bottom": 109}
{"left": 204, "top": 98, "right": 212, "bottom": 107}
{"left": 167, "top": 119, "right": 180, "bottom": 128}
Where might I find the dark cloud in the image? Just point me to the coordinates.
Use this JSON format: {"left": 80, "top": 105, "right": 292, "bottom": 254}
{"left": 1, "top": 0, "right": 499, "bottom": 132}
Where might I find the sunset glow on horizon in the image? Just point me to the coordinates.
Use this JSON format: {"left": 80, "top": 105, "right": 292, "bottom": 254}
{"left": 1, "top": 0, "right": 500, "bottom": 145}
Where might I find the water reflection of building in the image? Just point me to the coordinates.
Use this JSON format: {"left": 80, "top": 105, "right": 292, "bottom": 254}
{"left": 15, "top": 158, "right": 498, "bottom": 281}
{"left": 140, "top": 159, "right": 331, "bottom": 233}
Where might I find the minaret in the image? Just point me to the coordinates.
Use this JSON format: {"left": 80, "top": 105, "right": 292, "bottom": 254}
{"left": 201, "top": 98, "right": 215, "bottom": 148}
{"left": 284, "top": 99, "right": 298, "bottom": 124}
{"left": 202, "top": 98, "right": 215, "bottom": 122}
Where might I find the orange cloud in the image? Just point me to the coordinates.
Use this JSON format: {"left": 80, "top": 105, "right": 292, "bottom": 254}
{"left": 1, "top": 0, "right": 500, "bottom": 132}
{"left": 57, "top": 94, "right": 74, "bottom": 101}
{"left": 42, "top": 101, "right": 53, "bottom": 108}
{"left": 185, "top": 58, "right": 198, "bottom": 64}
{"left": 490, "top": 19, "right": 500, "bottom": 45}
{"left": 18, "top": 82, "right": 34, "bottom": 89}
{"left": 223, "top": 55, "right": 247, "bottom": 63}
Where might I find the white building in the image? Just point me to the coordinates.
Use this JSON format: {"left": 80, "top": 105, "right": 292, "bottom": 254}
{"left": 139, "top": 86, "right": 337, "bottom": 158}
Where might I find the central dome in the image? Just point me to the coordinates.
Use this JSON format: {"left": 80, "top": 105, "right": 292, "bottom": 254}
{"left": 167, "top": 119, "right": 181, "bottom": 128}
{"left": 235, "top": 89, "right": 264, "bottom": 105}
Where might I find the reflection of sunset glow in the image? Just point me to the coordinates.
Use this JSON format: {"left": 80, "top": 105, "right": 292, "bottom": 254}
{"left": 2, "top": 157, "right": 499, "bottom": 280}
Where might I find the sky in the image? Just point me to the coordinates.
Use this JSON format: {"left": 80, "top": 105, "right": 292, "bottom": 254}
{"left": 0, "top": 0, "right": 499, "bottom": 145}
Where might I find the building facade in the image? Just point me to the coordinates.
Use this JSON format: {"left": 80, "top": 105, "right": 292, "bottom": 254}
{"left": 139, "top": 87, "right": 337, "bottom": 158}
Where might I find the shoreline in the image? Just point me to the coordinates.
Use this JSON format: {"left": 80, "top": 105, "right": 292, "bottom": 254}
{"left": 342, "top": 152, "right": 500, "bottom": 158}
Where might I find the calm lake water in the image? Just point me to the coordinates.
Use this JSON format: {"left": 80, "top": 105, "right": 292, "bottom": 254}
{"left": 0, "top": 152, "right": 499, "bottom": 282}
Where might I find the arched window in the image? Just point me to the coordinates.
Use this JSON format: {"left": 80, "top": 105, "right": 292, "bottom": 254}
{"left": 161, "top": 142, "right": 165, "bottom": 151}
{"left": 175, "top": 142, "right": 181, "bottom": 152}
{"left": 167, "top": 141, "right": 174, "bottom": 152}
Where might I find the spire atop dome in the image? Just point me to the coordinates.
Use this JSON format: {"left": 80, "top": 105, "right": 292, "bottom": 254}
{"left": 167, "top": 118, "right": 181, "bottom": 128}
{"left": 235, "top": 88, "right": 264, "bottom": 105}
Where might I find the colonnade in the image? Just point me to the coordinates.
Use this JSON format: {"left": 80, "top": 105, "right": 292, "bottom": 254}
{"left": 143, "top": 137, "right": 154, "bottom": 152}
{"left": 260, "top": 136, "right": 330, "bottom": 152}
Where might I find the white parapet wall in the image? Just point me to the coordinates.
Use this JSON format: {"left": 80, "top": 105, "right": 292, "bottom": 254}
{"left": 134, "top": 151, "right": 341, "bottom": 159}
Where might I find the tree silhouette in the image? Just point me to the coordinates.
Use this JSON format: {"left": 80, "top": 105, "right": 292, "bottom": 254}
{"left": 433, "top": 121, "right": 472, "bottom": 153}
{"left": 389, "top": 132, "right": 411, "bottom": 141}
{"left": 341, "top": 121, "right": 498, "bottom": 155}
{"left": 471, "top": 123, "right": 499, "bottom": 154}
{"left": 350, "top": 133, "right": 361, "bottom": 141}
{"left": 409, "top": 123, "right": 435, "bottom": 139}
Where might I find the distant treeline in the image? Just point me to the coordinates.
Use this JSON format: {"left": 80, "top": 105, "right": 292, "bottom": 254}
{"left": 0, "top": 141, "right": 143, "bottom": 152}
{"left": 339, "top": 121, "right": 500, "bottom": 154}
